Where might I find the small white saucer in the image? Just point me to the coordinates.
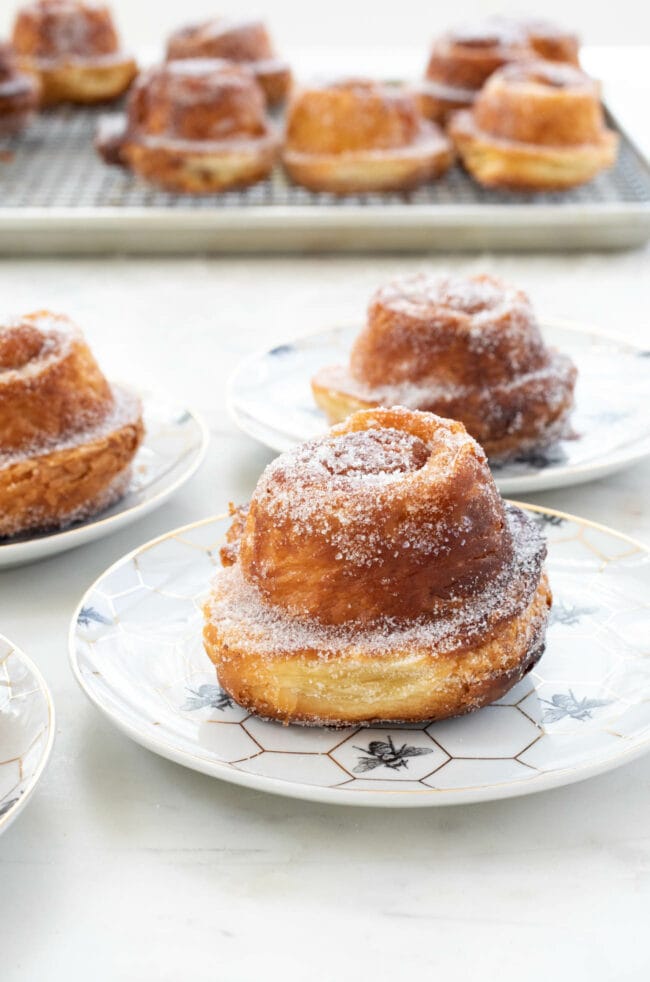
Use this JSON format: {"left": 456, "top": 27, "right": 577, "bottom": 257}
{"left": 0, "top": 636, "right": 54, "bottom": 835}
{"left": 70, "top": 506, "right": 650, "bottom": 807}
{"left": 227, "top": 320, "right": 650, "bottom": 494}
{"left": 0, "top": 397, "right": 209, "bottom": 568}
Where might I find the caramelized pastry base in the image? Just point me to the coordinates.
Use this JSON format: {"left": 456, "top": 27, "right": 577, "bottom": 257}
{"left": 121, "top": 130, "right": 279, "bottom": 193}
{"left": 283, "top": 127, "right": 453, "bottom": 194}
{"left": 0, "top": 386, "right": 143, "bottom": 538}
{"left": 19, "top": 54, "right": 137, "bottom": 106}
{"left": 312, "top": 353, "right": 576, "bottom": 462}
{"left": 204, "top": 572, "right": 550, "bottom": 726}
{"left": 450, "top": 109, "right": 618, "bottom": 190}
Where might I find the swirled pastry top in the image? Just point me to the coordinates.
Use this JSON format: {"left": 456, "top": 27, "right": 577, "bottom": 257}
{"left": 12, "top": 0, "right": 123, "bottom": 63}
{"left": 351, "top": 273, "right": 547, "bottom": 389}
{"left": 285, "top": 79, "right": 426, "bottom": 155}
{"left": 234, "top": 407, "right": 515, "bottom": 626}
{"left": 425, "top": 16, "right": 578, "bottom": 93}
{"left": 0, "top": 311, "right": 116, "bottom": 455}
{"left": 167, "top": 18, "right": 277, "bottom": 65}
{"left": 472, "top": 61, "right": 605, "bottom": 147}
{"left": 125, "top": 60, "right": 269, "bottom": 143}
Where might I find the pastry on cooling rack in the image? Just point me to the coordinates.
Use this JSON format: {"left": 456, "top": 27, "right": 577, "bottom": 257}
{"left": 449, "top": 61, "right": 618, "bottom": 191}
{"left": 95, "top": 59, "right": 280, "bottom": 193}
{"left": 166, "top": 17, "right": 291, "bottom": 107}
{"left": 282, "top": 78, "right": 453, "bottom": 194}
{"left": 203, "top": 407, "right": 552, "bottom": 725}
{"left": 417, "top": 16, "right": 579, "bottom": 123}
{"left": 0, "top": 311, "right": 143, "bottom": 537}
{"left": 12, "top": 0, "right": 137, "bottom": 106}
{"left": 0, "top": 42, "right": 40, "bottom": 136}
{"left": 312, "top": 273, "right": 577, "bottom": 461}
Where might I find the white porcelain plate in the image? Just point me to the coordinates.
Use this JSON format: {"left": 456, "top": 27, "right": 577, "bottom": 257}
{"left": 70, "top": 508, "right": 650, "bottom": 807}
{"left": 0, "top": 398, "right": 209, "bottom": 568}
{"left": 228, "top": 321, "right": 650, "bottom": 494}
{"left": 0, "top": 636, "right": 54, "bottom": 834}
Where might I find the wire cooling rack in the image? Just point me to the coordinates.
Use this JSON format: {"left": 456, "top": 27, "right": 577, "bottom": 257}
{"left": 0, "top": 104, "right": 648, "bottom": 253}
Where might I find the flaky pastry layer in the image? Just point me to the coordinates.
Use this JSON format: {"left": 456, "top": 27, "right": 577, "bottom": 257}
{"left": 121, "top": 129, "right": 279, "bottom": 193}
{"left": 0, "top": 385, "right": 143, "bottom": 537}
{"left": 204, "top": 560, "right": 551, "bottom": 726}
{"left": 312, "top": 353, "right": 576, "bottom": 461}
{"left": 283, "top": 127, "right": 453, "bottom": 194}
{"left": 19, "top": 53, "right": 136, "bottom": 105}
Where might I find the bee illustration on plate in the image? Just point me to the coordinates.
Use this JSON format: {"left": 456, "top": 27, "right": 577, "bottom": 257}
{"left": 541, "top": 690, "right": 611, "bottom": 723}
{"left": 353, "top": 735, "right": 433, "bottom": 773}
{"left": 181, "top": 684, "right": 234, "bottom": 712}
{"left": 77, "top": 605, "right": 111, "bottom": 627}
{"left": 549, "top": 602, "right": 597, "bottom": 627}
{"left": 536, "top": 513, "right": 566, "bottom": 527}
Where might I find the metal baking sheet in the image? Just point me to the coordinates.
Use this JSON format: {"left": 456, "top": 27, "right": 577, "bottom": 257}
{"left": 0, "top": 104, "right": 648, "bottom": 253}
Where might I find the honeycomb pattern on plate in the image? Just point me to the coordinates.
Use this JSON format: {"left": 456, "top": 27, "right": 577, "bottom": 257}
{"left": 72, "top": 510, "right": 650, "bottom": 799}
{"left": 0, "top": 638, "right": 53, "bottom": 832}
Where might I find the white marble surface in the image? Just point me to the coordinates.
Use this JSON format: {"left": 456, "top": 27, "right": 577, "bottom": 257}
{"left": 0, "top": 251, "right": 649, "bottom": 980}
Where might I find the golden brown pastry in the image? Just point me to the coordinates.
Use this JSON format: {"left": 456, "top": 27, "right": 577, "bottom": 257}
{"left": 417, "top": 16, "right": 579, "bottom": 123}
{"left": 0, "top": 42, "right": 40, "bottom": 136}
{"left": 166, "top": 17, "right": 291, "bottom": 106}
{"left": 312, "top": 274, "right": 577, "bottom": 461}
{"left": 12, "top": 0, "right": 136, "bottom": 106}
{"left": 449, "top": 61, "right": 618, "bottom": 191}
{"left": 96, "top": 59, "right": 279, "bottom": 193}
{"left": 204, "top": 408, "right": 551, "bottom": 725}
{"left": 283, "top": 79, "right": 453, "bottom": 194}
{"left": 0, "top": 311, "right": 143, "bottom": 537}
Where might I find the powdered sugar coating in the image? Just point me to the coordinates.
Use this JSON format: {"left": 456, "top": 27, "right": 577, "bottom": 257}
{"left": 368, "top": 272, "right": 538, "bottom": 374}
{"left": 0, "top": 383, "right": 141, "bottom": 469}
{"left": 0, "top": 312, "right": 75, "bottom": 380}
{"left": 314, "top": 274, "right": 577, "bottom": 460}
{"left": 316, "top": 349, "right": 575, "bottom": 460}
{"left": 250, "top": 416, "right": 469, "bottom": 568}
{"left": 207, "top": 504, "right": 546, "bottom": 660}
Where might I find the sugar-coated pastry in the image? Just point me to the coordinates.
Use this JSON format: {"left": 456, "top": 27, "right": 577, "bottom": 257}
{"left": 12, "top": 0, "right": 136, "bottom": 106}
{"left": 283, "top": 79, "right": 453, "bottom": 194}
{"left": 0, "top": 311, "right": 143, "bottom": 537}
{"left": 96, "top": 59, "right": 280, "bottom": 193}
{"left": 449, "top": 61, "right": 618, "bottom": 191}
{"left": 166, "top": 17, "right": 291, "bottom": 106}
{"left": 0, "top": 42, "right": 40, "bottom": 136}
{"left": 203, "top": 407, "right": 552, "bottom": 725}
{"left": 417, "top": 16, "right": 579, "bottom": 123}
{"left": 312, "top": 274, "right": 577, "bottom": 461}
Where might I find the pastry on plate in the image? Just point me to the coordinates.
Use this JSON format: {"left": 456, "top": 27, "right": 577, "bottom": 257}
{"left": 204, "top": 407, "right": 552, "bottom": 725}
{"left": 0, "top": 311, "right": 143, "bottom": 537}
{"left": 12, "top": 0, "right": 137, "bottom": 106}
{"left": 312, "top": 273, "right": 577, "bottom": 461}
{"left": 282, "top": 78, "right": 453, "bottom": 194}
{"left": 449, "top": 60, "right": 618, "bottom": 191}
{"left": 166, "top": 17, "right": 291, "bottom": 106}
{"left": 417, "top": 16, "right": 579, "bottom": 123}
{"left": 0, "top": 42, "right": 40, "bottom": 136}
{"left": 96, "top": 59, "right": 279, "bottom": 193}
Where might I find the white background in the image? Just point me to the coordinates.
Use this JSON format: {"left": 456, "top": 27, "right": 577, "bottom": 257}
{"left": 1, "top": 0, "right": 649, "bottom": 50}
